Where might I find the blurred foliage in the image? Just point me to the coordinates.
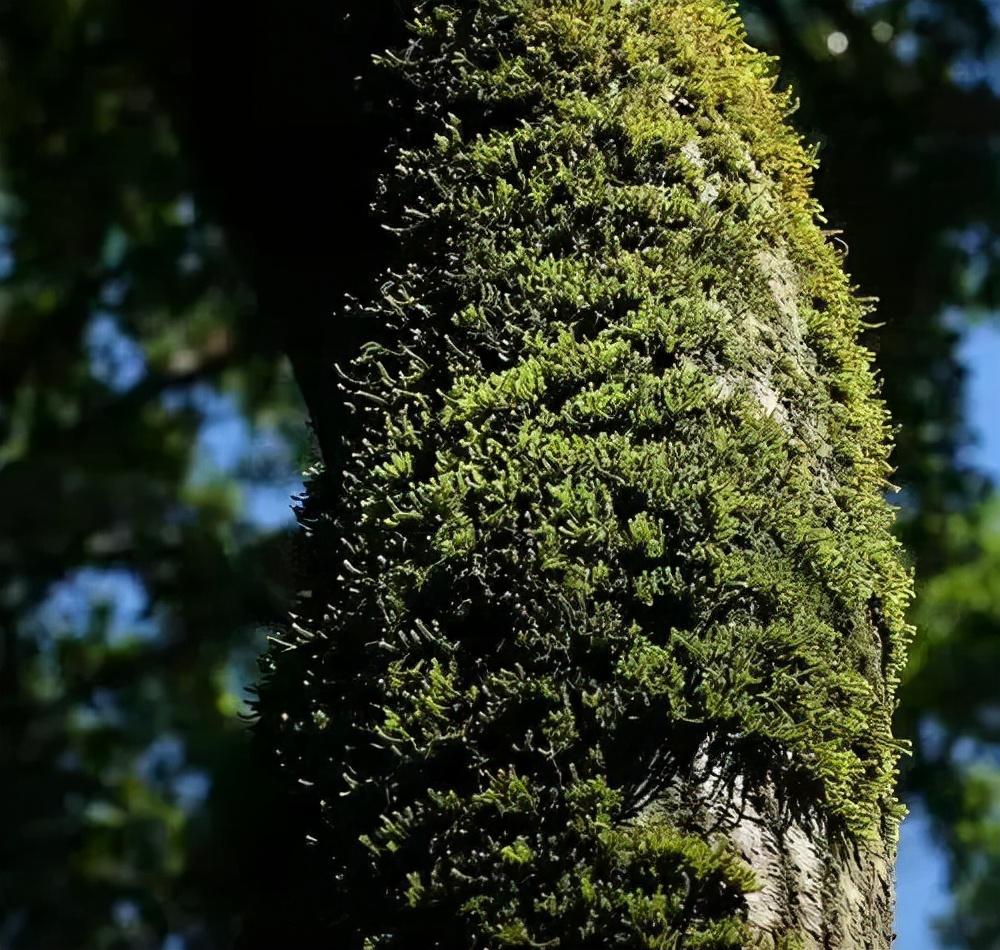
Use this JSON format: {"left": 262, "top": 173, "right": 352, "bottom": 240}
{"left": 0, "top": 0, "right": 997, "bottom": 947}
{"left": 904, "top": 498, "right": 1000, "bottom": 948}
{"left": 0, "top": 1, "right": 310, "bottom": 947}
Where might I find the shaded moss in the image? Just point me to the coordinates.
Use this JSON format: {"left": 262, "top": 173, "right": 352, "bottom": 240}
{"left": 256, "top": 1, "right": 912, "bottom": 944}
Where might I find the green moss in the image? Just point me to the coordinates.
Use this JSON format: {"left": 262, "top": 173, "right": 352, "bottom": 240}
{"left": 256, "top": 0, "right": 911, "bottom": 944}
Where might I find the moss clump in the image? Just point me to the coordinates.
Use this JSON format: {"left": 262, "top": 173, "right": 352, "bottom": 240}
{"left": 256, "top": 1, "right": 912, "bottom": 944}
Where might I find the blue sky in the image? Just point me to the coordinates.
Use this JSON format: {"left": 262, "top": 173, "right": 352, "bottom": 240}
{"left": 960, "top": 323, "right": 1000, "bottom": 484}
{"left": 896, "top": 805, "right": 952, "bottom": 948}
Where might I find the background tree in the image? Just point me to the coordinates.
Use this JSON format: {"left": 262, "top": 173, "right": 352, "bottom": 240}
{"left": 0, "top": 0, "right": 997, "bottom": 947}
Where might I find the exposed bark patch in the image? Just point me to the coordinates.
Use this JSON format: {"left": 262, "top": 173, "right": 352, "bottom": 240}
{"left": 641, "top": 749, "right": 895, "bottom": 948}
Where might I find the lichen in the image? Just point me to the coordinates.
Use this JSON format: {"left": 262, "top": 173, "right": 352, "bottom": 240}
{"left": 255, "top": 1, "right": 912, "bottom": 944}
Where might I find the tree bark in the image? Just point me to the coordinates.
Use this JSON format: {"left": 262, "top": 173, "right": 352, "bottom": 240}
{"left": 251, "top": 2, "right": 912, "bottom": 946}
{"left": 648, "top": 753, "right": 896, "bottom": 947}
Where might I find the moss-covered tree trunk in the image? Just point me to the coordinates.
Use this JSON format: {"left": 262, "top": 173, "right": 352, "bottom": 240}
{"left": 254, "top": 2, "right": 912, "bottom": 946}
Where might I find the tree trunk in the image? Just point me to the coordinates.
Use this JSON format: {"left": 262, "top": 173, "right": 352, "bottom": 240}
{"left": 253, "top": 2, "right": 911, "bottom": 946}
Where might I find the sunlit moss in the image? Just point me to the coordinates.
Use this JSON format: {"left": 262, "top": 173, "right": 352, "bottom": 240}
{"left": 257, "top": 0, "right": 912, "bottom": 944}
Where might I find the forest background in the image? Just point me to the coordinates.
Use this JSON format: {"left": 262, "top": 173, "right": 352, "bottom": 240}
{"left": 0, "top": 1, "right": 998, "bottom": 947}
